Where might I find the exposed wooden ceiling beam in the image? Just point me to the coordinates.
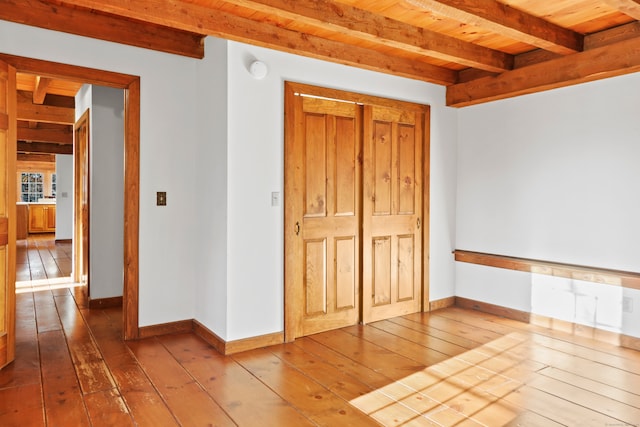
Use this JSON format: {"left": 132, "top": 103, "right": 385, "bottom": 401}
{"left": 0, "top": 0, "right": 205, "bottom": 59}
{"left": 222, "top": 0, "right": 513, "bottom": 72}
{"left": 17, "top": 141, "right": 73, "bottom": 155}
{"left": 57, "top": 0, "right": 457, "bottom": 84}
{"left": 17, "top": 90, "right": 75, "bottom": 108}
{"left": 17, "top": 153, "right": 56, "bottom": 162}
{"left": 17, "top": 97, "right": 75, "bottom": 124}
{"left": 17, "top": 124, "right": 73, "bottom": 144}
{"left": 405, "top": 0, "right": 583, "bottom": 54}
{"left": 603, "top": 0, "right": 640, "bottom": 20}
{"left": 32, "top": 76, "right": 52, "bottom": 104}
{"left": 446, "top": 35, "right": 640, "bottom": 107}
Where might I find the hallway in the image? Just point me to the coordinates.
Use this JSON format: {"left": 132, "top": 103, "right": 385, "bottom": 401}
{"left": 16, "top": 234, "right": 74, "bottom": 293}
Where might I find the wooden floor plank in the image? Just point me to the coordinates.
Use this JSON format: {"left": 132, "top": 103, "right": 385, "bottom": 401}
{"left": 127, "top": 338, "right": 236, "bottom": 426}
{"left": 342, "top": 324, "right": 450, "bottom": 367}
{"left": 33, "top": 291, "right": 62, "bottom": 333}
{"left": 0, "top": 340, "right": 41, "bottom": 389}
{"left": 269, "top": 341, "right": 376, "bottom": 401}
{"left": 503, "top": 385, "right": 624, "bottom": 426}
{"left": 83, "top": 388, "right": 135, "bottom": 427}
{"left": 108, "top": 363, "right": 180, "bottom": 427}
{"left": 81, "top": 309, "right": 179, "bottom": 427}
{"left": 38, "top": 330, "right": 91, "bottom": 427}
{"left": 294, "top": 336, "right": 392, "bottom": 389}
{"left": 527, "top": 373, "right": 640, "bottom": 424}
{"left": 5, "top": 249, "right": 640, "bottom": 427}
{"left": 233, "top": 346, "right": 381, "bottom": 426}
{"left": 161, "top": 333, "right": 315, "bottom": 427}
{"left": 0, "top": 383, "right": 45, "bottom": 427}
{"left": 388, "top": 316, "right": 483, "bottom": 350}
{"left": 539, "top": 366, "right": 640, "bottom": 409}
{"left": 371, "top": 319, "right": 470, "bottom": 356}
{"left": 310, "top": 329, "right": 427, "bottom": 381}
{"left": 54, "top": 294, "right": 116, "bottom": 394}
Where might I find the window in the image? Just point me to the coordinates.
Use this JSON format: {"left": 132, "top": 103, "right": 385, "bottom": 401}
{"left": 20, "top": 172, "right": 44, "bottom": 202}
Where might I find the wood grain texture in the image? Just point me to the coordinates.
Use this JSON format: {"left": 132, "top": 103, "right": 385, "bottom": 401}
{"left": 447, "top": 35, "right": 640, "bottom": 106}
{"left": 454, "top": 249, "right": 640, "bottom": 290}
{"left": 3, "top": 284, "right": 640, "bottom": 426}
{"left": 57, "top": 0, "right": 457, "bottom": 85}
{"left": 0, "top": 0, "right": 204, "bottom": 58}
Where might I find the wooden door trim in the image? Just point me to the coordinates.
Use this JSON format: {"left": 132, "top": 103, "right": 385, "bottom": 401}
{"left": 0, "top": 53, "right": 141, "bottom": 340}
{"left": 73, "top": 109, "right": 89, "bottom": 286}
{"left": 422, "top": 108, "right": 431, "bottom": 312}
{"left": 1, "top": 60, "right": 17, "bottom": 366}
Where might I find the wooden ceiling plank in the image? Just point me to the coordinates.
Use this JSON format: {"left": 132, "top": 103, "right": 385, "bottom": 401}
{"left": 602, "top": 0, "right": 640, "bottom": 20}
{"left": 17, "top": 125, "right": 73, "bottom": 145}
{"left": 446, "top": 35, "right": 640, "bottom": 107}
{"left": 56, "top": 0, "right": 457, "bottom": 84}
{"left": 17, "top": 97, "right": 75, "bottom": 125}
{"left": 405, "top": 0, "right": 583, "bottom": 54}
{"left": 220, "top": 0, "right": 513, "bottom": 72}
{"left": 17, "top": 141, "right": 73, "bottom": 155}
{"left": 0, "top": 0, "right": 204, "bottom": 59}
{"left": 32, "top": 76, "right": 52, "bottom": 104}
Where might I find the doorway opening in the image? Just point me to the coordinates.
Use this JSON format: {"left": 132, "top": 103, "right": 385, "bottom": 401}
{"left": 3, "top": 53, "right": 140, "bottom": 340}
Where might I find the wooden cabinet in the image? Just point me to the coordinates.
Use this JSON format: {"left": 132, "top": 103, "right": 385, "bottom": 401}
{"left": 16, "top": 204, "right": 28, "bottom": 239}
{"left": 29, "top": 204, "right": 56, "bottom": 233}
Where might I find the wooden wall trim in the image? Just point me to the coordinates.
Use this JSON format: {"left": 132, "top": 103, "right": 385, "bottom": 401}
{"left": 193, "top": 320, "right": 284, "bottom": 355}
{"left": 455, "top": 297, "right": 531, "bottom": 323}
{"left": 138, "top": 319, "right": 194, "bottom": 340}
{"left": 429, "top": 296, "right": 455, "bottom": 311}
{"left": 192, "top": 320, "right": 226, "bottom": 355}
{"left": 123, "top": 77, "right": 140, "bottom": 340}
{"left": 88, "top": 296, "right": 122, "bottom": 310}
{"left": 225, "top": 332, "right": 284, "bottom": 355}
{"left": 454, "top": 250, "right": 640, "bottom": 291}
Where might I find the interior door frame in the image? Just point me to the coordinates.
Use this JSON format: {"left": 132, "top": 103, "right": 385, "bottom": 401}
{"left": 284, "top": 81, "right": 431, "bottom": 342}
{"left": 1, "top": 53, "right": 141, "bottom": 340}
{"left": 73, "top": 109, "right": 90, "bottom": 291}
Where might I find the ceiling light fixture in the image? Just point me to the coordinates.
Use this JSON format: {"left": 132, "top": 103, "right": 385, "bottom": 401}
{"left": 248, "top": 60, "right": 268, "bottom": 80}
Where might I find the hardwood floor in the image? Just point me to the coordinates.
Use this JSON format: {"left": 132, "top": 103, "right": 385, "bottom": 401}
{"left": 16, "top": 233, "right": 73, "bottom": 292}
{"left": 2, "top": 275, "right": 640, "bottom": 427}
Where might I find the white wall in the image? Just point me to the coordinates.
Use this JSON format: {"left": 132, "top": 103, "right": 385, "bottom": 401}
{"left": 194, "top": 37, "right": 229, "bottom": 335}
{"left": 1, "top": 20, "right": 459, "bottom": 340}
{"left": 76, "top": 84, "right": 125, "bottom": 299}
{"left": 1, "top": 20, "right": 200, "bottom": 326}
{"left": 54, "top": 154, "right": 73, "bottom": 240}
{"left": 198, "top": 41, "right": 459, "bottom": 341}
{"left": 456, "top": 73, "right": 640, "bottom": 337}
{"left": 89, "top": 85, "right": 125, "bottom": 299}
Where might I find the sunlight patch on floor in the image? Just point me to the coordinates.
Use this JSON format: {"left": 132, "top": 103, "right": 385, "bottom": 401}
{"left": 349, "top": 332, "right": 533, "bottom": 426}
{"left": 16, "top": 277, "right": 82, "bottom": 294}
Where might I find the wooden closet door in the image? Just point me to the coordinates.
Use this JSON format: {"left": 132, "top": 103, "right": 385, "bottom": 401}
{"left": 362, "top": 104, "right": 423, "bottom": 323}
{"left": 285, "top": 91, "right": 362, "bottom": 339}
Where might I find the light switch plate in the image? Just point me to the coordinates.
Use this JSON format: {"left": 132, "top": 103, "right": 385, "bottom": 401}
{"left": 157, "top": 191, "right": 167, "bottom": 206}
{"left": 271, "top": 191, "right": 280, "bottom": 207}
